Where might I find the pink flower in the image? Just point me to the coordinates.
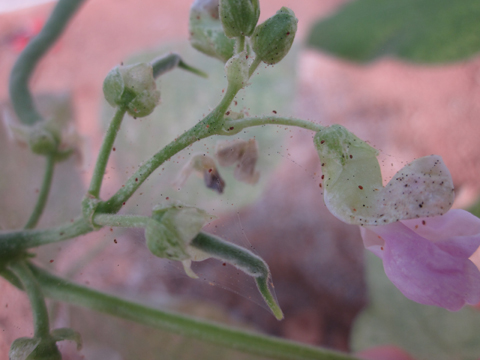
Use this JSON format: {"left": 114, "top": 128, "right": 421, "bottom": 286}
{"left": 361, "top": 209, "right": 480, "bottom": 310}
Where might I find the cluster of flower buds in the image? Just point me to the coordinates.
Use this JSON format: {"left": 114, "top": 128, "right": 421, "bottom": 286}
{"left": 189, "top": 0, "right": 298, "bottom": 66}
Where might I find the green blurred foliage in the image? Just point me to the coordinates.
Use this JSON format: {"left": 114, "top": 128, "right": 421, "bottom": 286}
{"left": 307, "top": 0, "right": 480, "bottom": 63}
{"left": 352, "top": 252, "right": 480, "bottom": 360}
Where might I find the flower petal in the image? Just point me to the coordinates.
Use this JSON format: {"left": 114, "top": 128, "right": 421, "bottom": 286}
{"left": 363, "top": 221, "right": 480, "bottom": 311}
{"left": 401, "top": 210, "right": 480, "bottom": 259}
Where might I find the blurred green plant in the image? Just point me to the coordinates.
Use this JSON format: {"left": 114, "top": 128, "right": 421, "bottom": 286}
{"left": 307, "top": 0, "right": 480, "bottom": 63}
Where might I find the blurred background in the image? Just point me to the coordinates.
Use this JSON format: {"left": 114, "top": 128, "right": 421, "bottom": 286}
{"left": 1, "top": 0, "right": 480, "bottom": 359}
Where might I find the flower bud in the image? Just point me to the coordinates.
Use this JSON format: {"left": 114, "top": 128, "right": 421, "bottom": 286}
{"left": 145, "top": 203, "right": 211, "bottom": 262}
{"left": 103, "top": 63, "right": 160, "bottom": 117}
{"left": 314, "top": 125, "right": 455, "bottom": 225}
{"left": 216, "top": 138, "right": 260, "bottom": 184}
{"left": 189, "top": 0, "right": 235, "bottom": 62}
{"left": 251, "top": 7, "right": 297, "bottom": 65}
{"left": 219, "top": 0, "right": 260, "bottom": 38}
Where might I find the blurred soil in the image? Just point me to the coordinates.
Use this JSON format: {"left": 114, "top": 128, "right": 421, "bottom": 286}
{"left": 1, "top": 0, "right": 480, "bottom": 359}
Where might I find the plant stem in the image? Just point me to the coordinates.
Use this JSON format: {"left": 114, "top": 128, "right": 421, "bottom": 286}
{"left": 9, "top": 0, "right": 86, "bottom": 126}
{"left": 24, "top": 155, "right": 56, "bottom": 229}
{"left": 10, "top": 262, "right": 50, "bottom": 338}
{"left": 96, "top": 83, "right": 239, "bottom": 214}
{"left": 29, "top": 264, "right": 358, "bottom": 360}
{"left": 248, "top": 57, "right": 263, "bottom": 78}
{"left": 236, "top": 36, "right": 246, "bottom": 53}
{"left": 0, "top": 217, "right": 92, "bottom": 254}
{"left": 88, "top": 107, "right": 126, "bottom": 198}
{"left": 93, "top": 214, "right": 150, "bottom": 228}
{"left": 223, "top": 116, "right": 324, "bottom": 134}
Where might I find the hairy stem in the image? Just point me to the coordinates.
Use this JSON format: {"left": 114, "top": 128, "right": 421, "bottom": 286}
{"left": 24, "top": 155, "right": 56, "bottom": 229}
{"left": 93, "top": 214, "right": 150, "bottom": 228}
{"left": 28, "top": 264, "right": 358, "bottom": 360}
{"left": 9, "top": 0, "right": 86, "bottom": 126}
{"left": 223, "top": 116, "right": 324, "bottom": 134}
{"left": 248, "top": 57, "right": 262, "bottom": 78}
{"left": 236, "top": 36, "right": 246, "bottom": 53}
{"left": 10, "top": 262, "right": 50, "bottom": 338}
{"left": 88, "top": 107, "right": 127, "bottom": 198}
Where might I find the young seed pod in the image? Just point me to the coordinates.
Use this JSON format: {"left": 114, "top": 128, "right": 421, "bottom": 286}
{"left": 251, "top": 7, "right": 298, "bottom": 65}
{"left": 224, "top": 51, "right": 250, "bottom": 91}
{"left": 219, "top": 0, "right": 260, "bottom": 38}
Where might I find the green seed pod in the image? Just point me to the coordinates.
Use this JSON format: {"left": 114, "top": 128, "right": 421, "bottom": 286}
{"left": 251, "top": 7, "right": 297, "bottom": 65}
{"left": 189, "top": 0, "right": 235, "bottom": 62}
{"left": 103, "top": 63, "right": 160, "bottom": 117}
{"left": 219, "top": 0, "right": 260, "bottom": 38}
{"left": 314, "top": 125, "right": 454, "bottom": 225}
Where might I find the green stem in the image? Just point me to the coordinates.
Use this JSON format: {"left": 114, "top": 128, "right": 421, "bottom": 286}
{"left": 10, "top": 262, "right": 50, "bottom": 338}
{"left": 0, "top": 217, "right": 92, "bottom": 254}
{"left": 9, "top": 0, "right": 86, "bottom": 126}
{"left": 248, "top": 57, "right": 262, "bottom": 78}
{"left": 88, "top": 107, "right": 127, "bottom": 198}
{"left": 96, "top": 83, "right": 239, "bottom": 214}
{"left": 29, "top": 264, "right": 357, "bottom": 360}
{"left": 24, "top": 155, "right": 56, "bottom": 229}
{"left": 222, "top": 116, "right": 324, "bottom": 135}
{"left": 236, "top": 36, "right": 246, "bottom": 53}
{"left": 93, "top": 214, "right": 150, "bottom": 228}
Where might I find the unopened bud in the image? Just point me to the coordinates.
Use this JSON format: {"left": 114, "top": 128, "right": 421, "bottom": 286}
{"left": 189, "top": 0, "right": 235, "bottom": 62}
{"left": 219, "top": 0, "right": 260, "bottom": 38}
{"left": 251, "top": 7, "right": 297, "bottom": 65}
{"left": 216, "top": 138, "right": 260, "bottom": 184}
{"left": 103, "top": 63, "right": 160, "bottom": 117}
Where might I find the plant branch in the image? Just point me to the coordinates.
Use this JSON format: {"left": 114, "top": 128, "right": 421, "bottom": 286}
{"left": 24, "top": 155, "right": 56, "bottom": 229}
{"left": 0, "top": 217, "right": 92, "bottom": 254}
{"left": 9, "top": 0, "right": 86, "bottom": 126}
{"left": 88, "top": 107, "right": 127, "bottom": 198}
{"left": 222, "top": 116, "right": 324, "bottom": 135}
{"left": 10, "top": 262, "right": 50, "bottom": 338}
{"left": 28, "top": 263, "right": 358, "bottom": 360}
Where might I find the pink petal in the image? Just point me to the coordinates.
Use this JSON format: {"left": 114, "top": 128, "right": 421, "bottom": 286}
{"left": 363, "top": 220, "right": 480, "bottom": 311}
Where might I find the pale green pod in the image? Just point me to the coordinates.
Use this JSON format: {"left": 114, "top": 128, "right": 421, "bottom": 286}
{"left": 224, "top": 51, "right": 250, "bottom": 91}
{"left": 314, "top": 125, "right": 455, "bottom": 225}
